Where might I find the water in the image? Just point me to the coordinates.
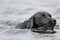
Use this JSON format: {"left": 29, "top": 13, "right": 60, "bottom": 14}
{"left": 0, "top": 0, "right": 60, "bottom": 40}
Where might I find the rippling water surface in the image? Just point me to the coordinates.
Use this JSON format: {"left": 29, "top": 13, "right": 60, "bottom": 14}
{"left": 0, "top": 0, "right": 60, "bottom": 40}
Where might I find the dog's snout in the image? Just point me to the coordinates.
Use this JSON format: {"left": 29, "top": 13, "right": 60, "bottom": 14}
{"left": 52, "top": 19, "right": 56, "bottom": 23}
{"left": 52, "top": 19, "right": 56, "bottom": 25}
{"left": 53, "top": 20, "right": 56, "bottom": 22}
{"left": 49, "top": 18, "right": 56, "bottom": 26}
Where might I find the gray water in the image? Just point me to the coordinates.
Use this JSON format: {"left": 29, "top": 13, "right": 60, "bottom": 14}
{"left": 0, "top": 0, "right": 60, "bottom": 40}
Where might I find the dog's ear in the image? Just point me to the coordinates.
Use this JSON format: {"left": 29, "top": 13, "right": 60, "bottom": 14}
{"left": 26, "top": 16, "right": 35, "bottom": 29}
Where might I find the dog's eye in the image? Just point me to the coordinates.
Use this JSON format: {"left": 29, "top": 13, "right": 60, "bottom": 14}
{"left": 48, "top": 14, "right": 52, "bottom": 17}
{"left": 42, "top": 14, "right": 46, "bottom": 18}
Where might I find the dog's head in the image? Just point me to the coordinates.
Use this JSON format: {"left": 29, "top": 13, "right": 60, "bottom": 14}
{"left": 30, "top": 12, "right": 56, "bottom": 31}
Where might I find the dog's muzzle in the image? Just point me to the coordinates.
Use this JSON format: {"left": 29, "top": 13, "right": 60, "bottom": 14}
{"left": 48, "top": 18, "right": 56, "bottom": 30}
{"left": 49, "top": 18, "right": 56, "bottom": 26}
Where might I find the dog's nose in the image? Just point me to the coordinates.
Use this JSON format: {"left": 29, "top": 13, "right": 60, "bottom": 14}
{"left": 52, "top": 19, "right": 56, "bottom": 25}
{"left": 52, "top": 20, "right": 56, "bottom": 23}
{"left": 49, "top": 18, "right": 56, "bottom": 26}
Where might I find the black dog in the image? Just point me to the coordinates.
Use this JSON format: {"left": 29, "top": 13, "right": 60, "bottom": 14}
{"left": 16, "top": 12, "right": 56, "bottom": 33}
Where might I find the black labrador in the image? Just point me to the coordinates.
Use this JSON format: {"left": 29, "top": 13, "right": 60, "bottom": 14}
{"left": 16, "top": 12, "right": 56, "bottom": 33}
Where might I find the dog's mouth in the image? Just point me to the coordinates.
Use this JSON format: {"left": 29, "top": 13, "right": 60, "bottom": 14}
{"left": 31, "top": 20, "right": 56, "bottom": 34}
